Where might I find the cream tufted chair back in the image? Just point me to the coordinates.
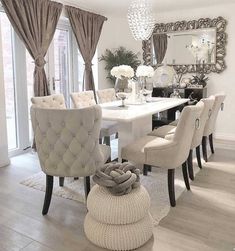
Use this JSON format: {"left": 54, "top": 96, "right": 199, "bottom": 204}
{"left": 31, "top": 105, "right": 104, "bottom": 178}
{"left": 70, "top": 91, "right": 96, "bottom": 108}
{"left": 203, "top": 93, "right": 226, "bottom": 137}
{"left": 171, "top": 101, "right": 204, "bottom": 166}
{"left": 97, "top": 88, "right": 117, "bottom": 104}
{"left": 31, "top": 94, "right": 66, "bottom": 109}
{"left": 191, "top": 96, "right": 215, "bottom": 149}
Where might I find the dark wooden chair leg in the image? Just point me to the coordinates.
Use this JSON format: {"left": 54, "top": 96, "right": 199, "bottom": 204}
{"left": 99, "top": 138, "right": 102, "bottom": 144}
{"left": 168, "top": 169, "right": 176, "bottom": 207}
{"left": 42, "top": 175, "right": 53, "bottom": 215}
{"left": 122, "top": 159, "right": 127, "bottom": 163}
{"left": 104, "top": 136, "right": 111, "bottom": 146}
{"left": 148, "top": 166, "right": 152, "bottom": 172}
{"left": 59, "top": 177, "right": 64, "bottom": 187}
{"left": 182, "top": 162, "right": 190, "bottom": 190}
{"left": 187, "top": 150, "right": 194, "bottom": 181}
{"left": 209, "top": 133, "right": 215, "bottom": 154}
{"left": 143, "top": 164, "right": 149, "bottom": 176}
{"left": 202, "top": 136, "right": 208, "bottom": 162}
{"left": 74, "top": 177, "right": 79, "bottom": 180}
{"left": 84, "top": 176, "right": 90, "bottom": 200}
{"left": 196, "top": 145, "right": 202, "bottom": 169}
{"left": 115, "top": 132, "right": 118, "bottom": 139}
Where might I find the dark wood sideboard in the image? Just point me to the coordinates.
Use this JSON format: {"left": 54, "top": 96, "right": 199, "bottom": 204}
{"left": 152, "top": 87, "right": 207, "bottom": 129}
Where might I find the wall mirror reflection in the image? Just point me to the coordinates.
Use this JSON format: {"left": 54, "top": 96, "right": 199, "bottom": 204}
{"left": 152, "top": 28, "right": 216, "bottom": 66}
{"left": 143, "top": 17, "right": 227, "bottom": 74}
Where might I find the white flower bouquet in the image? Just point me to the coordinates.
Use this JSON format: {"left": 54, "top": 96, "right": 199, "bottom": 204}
{"left": 136, "top": 65, "right": 154, "bottom": 78}
{"left": 111, "top": 65, "right": 135, "bottom": 79}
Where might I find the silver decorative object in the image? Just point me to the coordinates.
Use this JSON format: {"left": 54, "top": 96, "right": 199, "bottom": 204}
{"left": 127, "top": 0, "right": 155, "bottom": 41}
{"left": 115, "top": 78, "right": 129, "bottom": 92}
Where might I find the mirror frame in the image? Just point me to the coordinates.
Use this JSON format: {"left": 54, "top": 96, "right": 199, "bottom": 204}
{"left": 142, "top": 16, "right": 227, "bottom": 74}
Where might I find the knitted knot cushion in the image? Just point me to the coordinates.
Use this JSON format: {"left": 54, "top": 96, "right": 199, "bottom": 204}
{"left": 87, "top": 184, "right": 150, "bottom": 224}
{"left": 93, "top": 162, "right": 140, "bottom": 196}
{"left": 84, "top": 212, "right": 153, "bottom": 251}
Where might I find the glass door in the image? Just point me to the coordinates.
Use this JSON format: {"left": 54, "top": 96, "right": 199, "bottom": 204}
{"left": 48, "top": 22, "right": 71, "bottom": 106}
{"left": 0, "top": 12, "right": 18, "bottom": 150}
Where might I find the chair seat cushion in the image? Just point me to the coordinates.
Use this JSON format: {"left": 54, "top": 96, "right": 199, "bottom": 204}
{"left": 99, "top": 144, "right": 111, "bottom": 163}
{"left": 100, "top": 120, "right": 118, "bottom": 138}
{"left": 121, "top": 136, "right": 171, "bottom": 164}
{"left": 148, "top": 125, "right": 176, "bottom": 138}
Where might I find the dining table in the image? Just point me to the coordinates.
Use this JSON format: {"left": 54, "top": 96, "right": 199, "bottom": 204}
{"left": 100, "top": 97, "right": 189, "bottom": 161}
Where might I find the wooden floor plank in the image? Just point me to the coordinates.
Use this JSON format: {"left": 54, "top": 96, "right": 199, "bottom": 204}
{"left": 0, "top": 149, "right": 234, "bottom": 251}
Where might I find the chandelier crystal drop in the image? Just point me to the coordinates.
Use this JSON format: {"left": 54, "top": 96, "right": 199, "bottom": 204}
{"left": 127, "top": 0, "right": 155, "bottom": 41}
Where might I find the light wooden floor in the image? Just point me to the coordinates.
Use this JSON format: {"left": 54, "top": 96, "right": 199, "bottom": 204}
{"left": 0, "top": 148, "right": 235, "bottom": 251}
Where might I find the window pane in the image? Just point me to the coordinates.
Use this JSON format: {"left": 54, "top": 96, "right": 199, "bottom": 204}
{"left": 53, "top": 29, "right": 69, "bottom": 100}
{"left": 26, "top": 51, "right": 34, "bottom": 142}
{"left": 77, "top": 49, "right": 85, "bottom": 91}
{"left": 76, "top": 50, "right": 98, "bottom": 91}
{"left": 0, "top": 12, "right": 17, "bottom": 150}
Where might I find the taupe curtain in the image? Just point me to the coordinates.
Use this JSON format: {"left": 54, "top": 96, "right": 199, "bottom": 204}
{"left": 66, "top": 6, "right": 107, "bottom": 94}
{"left": 1, "top": 0, "right": 63, "bottom": 97}
{"left": 153, "top": 34, "right": 168, "bottom": 64}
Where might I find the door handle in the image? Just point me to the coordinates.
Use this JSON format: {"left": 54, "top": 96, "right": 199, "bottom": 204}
{"left": 52, "top": 77, "right": 61, "bottom": 91}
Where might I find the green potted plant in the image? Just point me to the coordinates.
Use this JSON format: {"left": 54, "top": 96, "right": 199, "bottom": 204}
{"left": 190, "top": 73, "right": 209, "bottom": 87}
{"left": 100, "top": 46, "right": 141, "bottom": 84}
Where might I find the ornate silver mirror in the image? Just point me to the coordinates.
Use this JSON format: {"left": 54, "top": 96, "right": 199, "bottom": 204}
{"left": 142, "top": 17, "right": 227, "bottom": 74}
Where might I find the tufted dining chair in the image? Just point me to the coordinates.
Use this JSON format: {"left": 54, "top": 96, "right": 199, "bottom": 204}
{"left": 121, "top": 102, "right": 204, "bottom": 207}
{"left": 70, "top": 90, "right": 96, "bottom": 108}
{"left": 71, "top": 91, "right": 118, "bottom": 152}
{"left": 202, "top": 93, "right": 226, "bottom": 162}
{"left": 31, "top": 105, "right": 111, "bottom": 215}
{"left": 31, "top": 94, "right": 66, "bottom": 109}
{"left": 149, "top": 97, "right": 215, "bottom": 180}
{"left": 96, "top": 88, "right": 117, "bottom": 104}
{"left": 31, "top": 94, "right": 67, "bottom": 185}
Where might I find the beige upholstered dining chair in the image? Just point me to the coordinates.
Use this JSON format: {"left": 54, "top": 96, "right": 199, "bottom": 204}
{"left": 31, "top": 105, "right": 111, "bottom": 215}
{"left": 96, "top": 88, "right": 117, "bottom": 104}
{"left": 31, "top": 94, "right": 66, "bottom": 109}
{"left": 31, "top": 94, "right": 67, "bottom": 186}
{"left": 202, "top": 93, "right": 226, "bottom": 162}
{"left": 121, "top": 102, "right": 204, "bottom": 207}
{"left": 149, "top": 97, "right": 215, "bottom": 180}
{"left": 70, "top": 90, "right": 96, "bottom": 108}
{"left": 71, "top": 91, "right": 118, "bottom": 149}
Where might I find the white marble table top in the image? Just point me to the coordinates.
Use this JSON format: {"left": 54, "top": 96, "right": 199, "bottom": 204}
{"left": 101, "top": 97, "right": 189, "bottom": 122}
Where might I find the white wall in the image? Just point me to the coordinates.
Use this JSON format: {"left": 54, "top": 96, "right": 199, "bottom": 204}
{"left": 97, "top": 3, "right": 235, "bottom": 141}
{"left": 97, "top": 17, "right": 142, "bottom": 89}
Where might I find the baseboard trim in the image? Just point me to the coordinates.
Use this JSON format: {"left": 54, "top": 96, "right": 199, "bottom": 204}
{"left": 214, "top": 135, "right": 235, "bottom": 150}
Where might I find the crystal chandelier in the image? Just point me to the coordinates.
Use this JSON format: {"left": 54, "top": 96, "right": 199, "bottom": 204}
{"left": 127, "top": 0, "right": 155, "bottom": 41}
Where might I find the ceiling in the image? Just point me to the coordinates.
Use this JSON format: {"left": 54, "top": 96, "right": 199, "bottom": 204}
{"left": 61, "top": 0, "right": 234, "bottom": 16}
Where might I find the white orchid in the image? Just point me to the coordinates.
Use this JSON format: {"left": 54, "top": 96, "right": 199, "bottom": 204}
{"left": 111, "top": 65, "right": 134, "bottom": 79}
{"left": 136, "top": 65, "right": 154, "bottom": 78}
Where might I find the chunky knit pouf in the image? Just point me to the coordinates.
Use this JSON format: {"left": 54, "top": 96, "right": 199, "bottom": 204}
{"left": 84, "top": 184, "right": 153, "bottom": 251}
